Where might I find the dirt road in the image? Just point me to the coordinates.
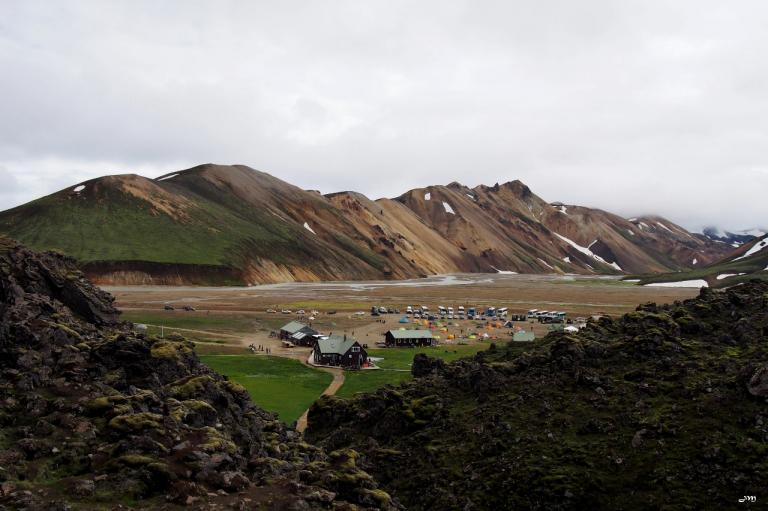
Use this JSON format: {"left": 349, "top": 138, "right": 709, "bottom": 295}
{"left": 295, "top": 365, "right": 345, "bottom": 433}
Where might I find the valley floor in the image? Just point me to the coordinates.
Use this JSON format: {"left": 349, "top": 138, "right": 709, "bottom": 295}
{"left": 110, "top": 273, "right": 700, "bottom": 425}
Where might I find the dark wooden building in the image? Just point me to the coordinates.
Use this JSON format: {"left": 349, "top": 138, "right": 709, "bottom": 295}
{"left": 385, "top": 329, "right": 434, "bottom": 347}
{"left": 312, "top": 334, "right": 368, "bottom": 369}
{"left": 279, "top": 320, "right": 319, "bottom": 347}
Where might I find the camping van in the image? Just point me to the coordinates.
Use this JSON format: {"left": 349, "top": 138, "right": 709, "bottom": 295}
{"left": 438, "top": 305, "right": 446, "bottom": 315}
{"left": 498, "top": 307, "right": 508, "bottom": 317}
{"left": 527, "top": 309, "right": 539, "bottom": 319}
{"left": 485, "top": 306, "right": 496, "bottom": 317}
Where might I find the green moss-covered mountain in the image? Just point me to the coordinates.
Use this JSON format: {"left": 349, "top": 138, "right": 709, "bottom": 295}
{"left": 307, "top": 281, "right": 768, "bottom": 510}
{"left": 0, "top": 238, "right": 396, "bottom": 509}
{"left": 0, "top": 164, "right": 733, "bottom": 285}
{"left": 636, "top": 234, "right": 768, "bottom": 288}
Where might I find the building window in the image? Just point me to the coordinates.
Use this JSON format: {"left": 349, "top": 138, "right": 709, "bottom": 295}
{"left": 351, "top": 346, "right": 360, "bottom": 352}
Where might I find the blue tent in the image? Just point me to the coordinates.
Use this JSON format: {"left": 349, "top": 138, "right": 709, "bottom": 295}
{"left": 398, "top": 316, "right": 409, "bottom": 324}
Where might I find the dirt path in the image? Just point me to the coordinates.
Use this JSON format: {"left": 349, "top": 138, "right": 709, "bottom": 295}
{"left": 295, "top": 365, "right": 345, "bottom": 433}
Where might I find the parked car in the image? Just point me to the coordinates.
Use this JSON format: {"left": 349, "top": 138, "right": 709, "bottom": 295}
{"left": 297, "top": 309, "right": 306, "bottom": 315}
{"left": 164, "top": 304, "right": 174, "bottom": 311}
{"left": 327, "top": 310, "right": 337, "bottom": 315}
{"left": 281, "top": 309, "right": 292, "bottom": 314}
{"left": 387, "top": 308, "right": 395, "bottom": 314}
{"left": 266, "top": 308, "right": 277, "bottom": 313}
{"left": 182, "top": 305, "right": 195, "bottom": 311}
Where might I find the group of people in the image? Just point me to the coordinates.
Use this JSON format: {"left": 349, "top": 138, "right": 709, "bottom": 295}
{"left": 248, "top": 343, "right": 271, "bottom": 354}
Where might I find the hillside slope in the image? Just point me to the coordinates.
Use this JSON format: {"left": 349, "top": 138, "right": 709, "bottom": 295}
{"left": 0, "top": 164, "right": 733, "bottom": 285}
{"left": 637, "top": 234, "right": 768, "bottom": 288}
{"left": 0, "top": 238, "right": 396, "bottom": 509}
{"left": 307, "top": 281, "right": 768, "bottom": 510}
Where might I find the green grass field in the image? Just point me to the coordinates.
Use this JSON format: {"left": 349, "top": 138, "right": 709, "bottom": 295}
{"left": 121, "top": 311, "right": 258, "bottom": 332}
{"left": 337, "top": 344, "right": 488, "bottom": 397}
{"left": 200, "top": 355, "right": 332, "bottom": 424}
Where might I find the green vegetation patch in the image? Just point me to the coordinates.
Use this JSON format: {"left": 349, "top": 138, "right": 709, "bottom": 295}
{"left": 200, "top": 355, "right": 333, "bottom": 424}
{"left": 338, "top": 345, "right": 486, "bottom": 397}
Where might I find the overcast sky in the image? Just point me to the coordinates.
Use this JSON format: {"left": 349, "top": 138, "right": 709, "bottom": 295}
{"left": 1, "top": 1, "right": 767, "bottom": 232}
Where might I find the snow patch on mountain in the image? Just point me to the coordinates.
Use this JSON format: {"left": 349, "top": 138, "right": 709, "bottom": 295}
{"left": 657, "top": 222, "right": 674, "bottom": 233}
{"left": 692, "top": 258, "right": 698, "bottom": 265}
{"left": 303, "top": 222, "right": 316, "bottom": 235}
{"left": 553, "top": 233, "right": 622, "bottom": 272}
{"left": 538, "top": 258, "right": 553, "bottom": 270}
{"left": 645, "top": 279, "right": 708, "bottom": 288}
{"left": 717, "top": 273, "right": 745, "bottom": 280}
{"left": 73, "top": 185, "right": 85, "bottom": 193}
{"left": 442, "top": 202, "right": 455, "bottom": 214}
{"left": 734, "top": 238, "right": 768, "bottom": 261}
{"left": 491, "top": 266, "right": 517, "bottom": 274}
{"left": 157, "top": 174, "right": 179, "bottom": 181}
{"left": 466, "top": 193, "right": 475, "bottom": 201}
{"left": 424, "top": 192, "right": 431, "bottom": 201}
{"left": 563, "top": 256, "right": 571, "bottom": 263}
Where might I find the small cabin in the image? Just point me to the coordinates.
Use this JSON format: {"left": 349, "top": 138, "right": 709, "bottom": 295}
{"left": 312, "top": 334, "right": 368, "bottom": 369}
{"left": 385, "top": 329, "right": 434, "bottom": 347}
{"left": 513, "top": 330, "right": 536, "bottom": 342}
{"left": 279, "top": 321, "right": 319, "bottom": 346}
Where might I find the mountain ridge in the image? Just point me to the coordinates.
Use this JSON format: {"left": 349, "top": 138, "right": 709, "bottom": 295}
{"left": 0, "top": 164, "right": 735, "bottom": 285}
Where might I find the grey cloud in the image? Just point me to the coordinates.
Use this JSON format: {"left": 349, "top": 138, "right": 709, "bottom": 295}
{"left": 0, "top": 0, "right": 766, "bottom": 231}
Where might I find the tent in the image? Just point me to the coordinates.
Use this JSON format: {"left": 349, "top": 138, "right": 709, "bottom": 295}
{"left": 399, "top": 317, "right": 409, "bottom": 324}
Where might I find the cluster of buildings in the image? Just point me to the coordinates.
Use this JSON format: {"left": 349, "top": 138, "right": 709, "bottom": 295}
{"left": 278, "top": 320, "right": 434, "bottom": 370}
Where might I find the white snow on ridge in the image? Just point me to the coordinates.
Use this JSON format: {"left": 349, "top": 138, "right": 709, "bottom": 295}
{"left": 466, "top": 193, "right": 475, "bottom": 201}
{"left": 645, "top": 279, "right": 708, "bottom": 288}
{"left": 556, "top": 205, "right": 568, "bottom": 215}
{"left": 73, "top": 185, "right": 85, "bottom": 193}
{"left": 553, "top": 233, "right": 623, "bottom": 272}
{"left": 157, "top": 173, "right": 179, "bottom": 181}
{"left": 717, "top": 273, "right": 745, "bottom": 280}
{"left": 626, "top": 229, "right": 635, "bottom": 236}
{"left": 491, "top": 266, "right": 518, "bottom": 275}
{"left": 657, "top": 222, "right": 674, "bottom": 233}
{"left": 424, "top": 192, "right": 431, "bottom": 201}
{"left": 442, "top": 201, "right": 455, "bottom": 214}
{"left": 303, "top": 222, "right": 316, "bottom": 234}
{"left": 563, "top": 256, "right": 571, "bottom": 263}
{"left": 692, "top": 258, "right": 698, "bottom": 265}
{"left": 628, "top": 217, "right": 637, "bottom": 222}
{"left": 537, "top": 258, "right": 554, "bottom": 270}
{"left": 624, "top": 279, "right": 640, "bottom": 283}
{"left": 733, "top": 238, "right": 768, "bottom": 261}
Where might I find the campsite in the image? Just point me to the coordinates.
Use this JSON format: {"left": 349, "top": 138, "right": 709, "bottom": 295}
{"left": 111, "top": 272, "right": 699, "bottom": 424}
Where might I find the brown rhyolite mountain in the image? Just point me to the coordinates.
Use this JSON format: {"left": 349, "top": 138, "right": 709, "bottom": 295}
{"left": 0, "top": 164, "right": 732, "bottom": 285}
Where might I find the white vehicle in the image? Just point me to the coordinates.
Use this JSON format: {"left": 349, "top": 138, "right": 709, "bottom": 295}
{"left": 448, "top": 306, "right": 454, "bottom": 314}
{"left": 420, "top": 305, "right": 429, "bottom": 312}
{"left": 527, "top": 309, "right": 539, "bottom": 319}
{"left": 458, "top": 306, "right": 465, "bottom": 313}
{"left": 297, "top": 309, "right": 306, "bottom": 315}
{"left": 438, "top": 305, "right": 446, "bottom": 314}
{"left": 414, "top": 312, "right": 422, "bottom": 318}
{"left": 498, "top": 307, "right": 508, "bottom": 317}
{"left": 448, "top": 314, "right": 454, "bottom": 320}
{"left": 281, "top": 309, "right": 292, "bottom": 314}
{"left": 406, "top": 305, "right": 413, "bottom": 314}
{"left": 353, "top": 311, "right": 366, "bottom": 316}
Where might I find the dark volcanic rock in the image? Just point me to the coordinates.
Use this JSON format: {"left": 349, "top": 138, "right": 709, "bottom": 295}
{"left": 307, "top": 281, "right": 768, "bottom": 511}
{"left": 0, "top": 238, "right": 396, "bottom": 510}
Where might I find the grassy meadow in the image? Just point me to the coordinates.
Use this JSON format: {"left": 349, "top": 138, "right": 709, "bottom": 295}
{"left": 200, "top": 355, "right": 332, "bottom": 424}
{"left": 337, "top": 344, "right": 488, "bottom": 397}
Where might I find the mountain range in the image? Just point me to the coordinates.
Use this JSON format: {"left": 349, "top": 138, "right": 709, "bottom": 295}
{"left": 0, "top": 164, "right": 738, "bottom": 285}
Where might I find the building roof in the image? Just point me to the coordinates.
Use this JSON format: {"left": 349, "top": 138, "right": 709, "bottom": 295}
{"left": 315, "top": 334, "right": 359, "bottom": 355}
{"left": 281, "top": 321, "right": 308, "bottom": 334}
{"left": 513, "top": 331, "right": 536, "bottom": 342}
{"left": 291, "top": 331, "right": 308, "bottom": 340}
{"left": 387, "top": 329, "right": 433, "bottom": 339}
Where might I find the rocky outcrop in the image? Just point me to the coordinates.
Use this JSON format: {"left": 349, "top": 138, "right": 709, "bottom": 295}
{"left": 307, "top": 281, "right": 768, "bottom": 510}
{"left": 0, "top": 238, "right": 396, "bottom": 510}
